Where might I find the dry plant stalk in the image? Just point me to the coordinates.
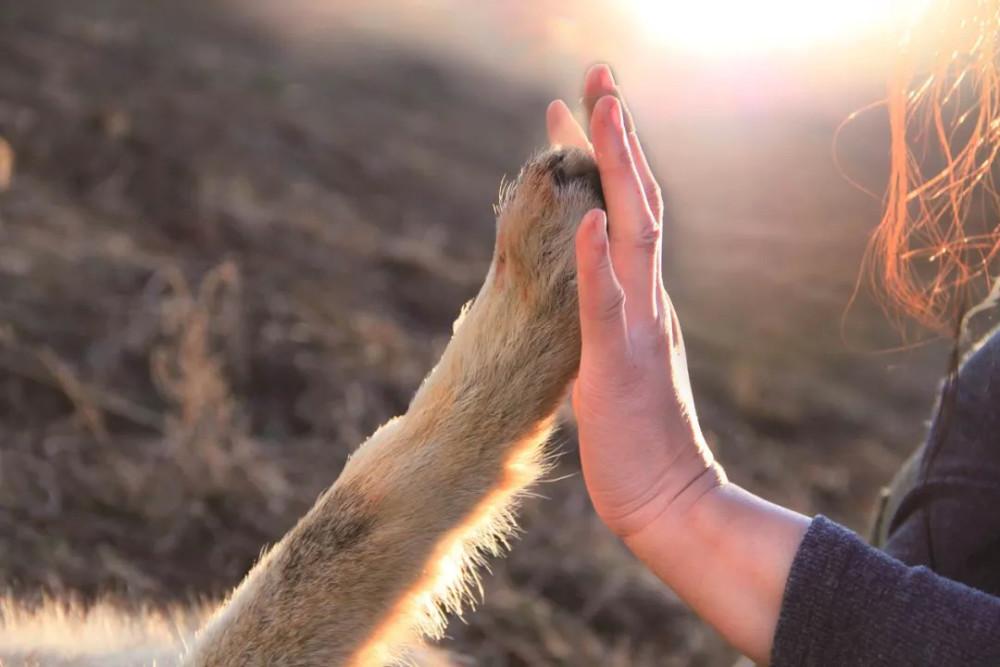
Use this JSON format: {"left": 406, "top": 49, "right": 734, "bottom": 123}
{"left": 151, "top": 261, "right": 288, "bottom": 503}
{"left": 0, "top": 136, "right": 13, "bottom": 191}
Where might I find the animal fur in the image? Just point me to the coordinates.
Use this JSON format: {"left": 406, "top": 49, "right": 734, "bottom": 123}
{"left": 0, "top": 147, "right": 604, "bottom": 666}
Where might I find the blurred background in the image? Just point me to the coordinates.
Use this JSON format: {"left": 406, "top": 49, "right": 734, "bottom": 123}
{"left": 0, "top": 1, "right": 951, "bottom": 664}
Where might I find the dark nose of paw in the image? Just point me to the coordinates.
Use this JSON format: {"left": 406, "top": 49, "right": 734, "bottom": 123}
{"left": 548, "top": 149, "right": 604, "bottom": 207}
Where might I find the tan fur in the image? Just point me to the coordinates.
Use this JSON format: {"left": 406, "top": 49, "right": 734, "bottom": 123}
{"left": 0, "top": 147, "right": 602, "bottom": 666}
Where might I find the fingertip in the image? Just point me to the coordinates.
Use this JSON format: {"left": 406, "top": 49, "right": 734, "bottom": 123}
{"left": 583, "top": 64, "right": 616, "bottom": 122}
{"left": 576, "top": 208, "right": 608, "bottom": 258}
{"left": 547, "top": 99, "right": 567, "bottom": 127}
{"left": 597, "top": 64, "right": 615, "bottom": 89}
{"left": 576, "top": 207, "right": 627, "bottom": 351}
{"left": 592, "top": 95, "right": 624, "bottom": 132}
{"left": 548, "top": 98, "right": 592, "bottom": 151}
{"left": 608, "top": 97, "right": 624, "bottom": 132}
{"left": 585, "top": 63, "right": 615, "bottom": 90}
{"left": 590, "top": 97, "right": 627, "bottom": 163}
{"left": 589, "top": 208, "right": 609, "bottom": 248}
{"left": 576, "top": 210, "right": 613, "bottom": 297}
{"left": 585, "top": 67, "right": 640, "bottom": 140}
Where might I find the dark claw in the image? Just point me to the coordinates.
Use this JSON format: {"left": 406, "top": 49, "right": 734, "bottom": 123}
{"left": 549, "top": 149, "right": 604, "bottom": 207}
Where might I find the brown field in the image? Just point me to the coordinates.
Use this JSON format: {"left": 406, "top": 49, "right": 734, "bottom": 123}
{"left": 0, "top": 2, "right": 953, "bottom": 665}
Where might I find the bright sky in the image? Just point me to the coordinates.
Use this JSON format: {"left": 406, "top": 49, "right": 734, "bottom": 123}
{"left": 239, "top": 0, "right": 945, "bottom": 114}
{"left": 626, "top": 0, "right": 931, "bottom": 57}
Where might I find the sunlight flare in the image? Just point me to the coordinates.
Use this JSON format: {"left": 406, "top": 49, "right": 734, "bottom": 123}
{"left": 626, "top": 0, "right": 931, "bottom": 56}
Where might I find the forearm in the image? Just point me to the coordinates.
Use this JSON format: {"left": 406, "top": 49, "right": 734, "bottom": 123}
{"left": 622, "top": 477, "right": 810, "bottom": 664}
{"left": 189, "top": 372, "right": 567, "bottom": 666}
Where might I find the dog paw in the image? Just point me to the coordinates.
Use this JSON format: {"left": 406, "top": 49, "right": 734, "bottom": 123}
{"left": 493, "top": 147, "right": 604, "bottom": 306}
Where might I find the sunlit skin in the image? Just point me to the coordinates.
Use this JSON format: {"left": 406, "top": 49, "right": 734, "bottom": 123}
{"left": 549, "top": 64, "right": 812, "bottom": 664}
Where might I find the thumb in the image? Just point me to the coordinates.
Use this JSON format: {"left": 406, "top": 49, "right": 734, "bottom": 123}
{"left": 575, "top": 209, "right": 628, "bottom": 362}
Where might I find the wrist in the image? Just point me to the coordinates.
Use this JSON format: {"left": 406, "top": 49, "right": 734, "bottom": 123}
{"left": 608, "top": 453, "right": 727, "bottom": 541}
{"left": 621, "top": 480, "right": 811, "bottom": 664}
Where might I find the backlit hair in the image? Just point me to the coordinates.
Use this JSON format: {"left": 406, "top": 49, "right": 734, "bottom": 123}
{"left": 872, "top": 0, "right": 1000, "bottom": 332}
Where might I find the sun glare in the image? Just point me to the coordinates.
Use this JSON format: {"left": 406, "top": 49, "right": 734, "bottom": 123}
{"left": 627, "top": 0, "right": 930, "bottom": 57}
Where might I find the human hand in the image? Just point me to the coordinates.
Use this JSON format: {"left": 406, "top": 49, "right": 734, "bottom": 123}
{"left": 548, "top": 65, "right": 725, "bottom": 539}
{"left": 548, "top": 68, "right": 810, "bottom": 664}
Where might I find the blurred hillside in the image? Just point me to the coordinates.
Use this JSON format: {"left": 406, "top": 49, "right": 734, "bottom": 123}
{"left": 0, "top": 1, "right": 950, "bottom": 665}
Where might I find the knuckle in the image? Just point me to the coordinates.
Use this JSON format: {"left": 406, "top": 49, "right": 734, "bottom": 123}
{"left": 647, "top": 183, "right": 664, "bottom": 215}
{"left": 630, "top": 321, "right": 668, "bottom": 352}
{"left": 582, "top": 248, "right": 611, "bottom": 278}
{"left": 652, "top": 181, "right": 663, "bottom": 201}
{"left": 633, "top": 218, "right": 662, "bottom": 251}
{"left": 599, "top": 288, "right": 626, "bottom": 323}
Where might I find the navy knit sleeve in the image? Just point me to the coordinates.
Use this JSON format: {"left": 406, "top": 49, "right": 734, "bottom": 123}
{"left": 771, "top": 515, "right": 1000, "bottom": 666}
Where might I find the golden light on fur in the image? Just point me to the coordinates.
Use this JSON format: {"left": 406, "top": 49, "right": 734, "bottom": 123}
{"left": 0, "top": 597, "right": 209, "bottom": 665}
{"left": 0, "top": 146, "right": 601, "bottom": 666}
{"left": 349, "top": 423, "right": 550, "bottom": 666}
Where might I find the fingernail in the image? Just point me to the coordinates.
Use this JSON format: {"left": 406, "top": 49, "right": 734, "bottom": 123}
{"left": 591, "top": 209, "right": 608, "bottom": 248}
{"left": 606, "top": 97, "right": 624, "bottom": 132}
{"left": 599, "top": 65, "right": 615, "bottom": 88}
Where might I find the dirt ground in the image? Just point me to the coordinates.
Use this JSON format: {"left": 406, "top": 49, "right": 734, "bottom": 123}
{"left": 0, "top": 1, "right": 954, "bottom": 665}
